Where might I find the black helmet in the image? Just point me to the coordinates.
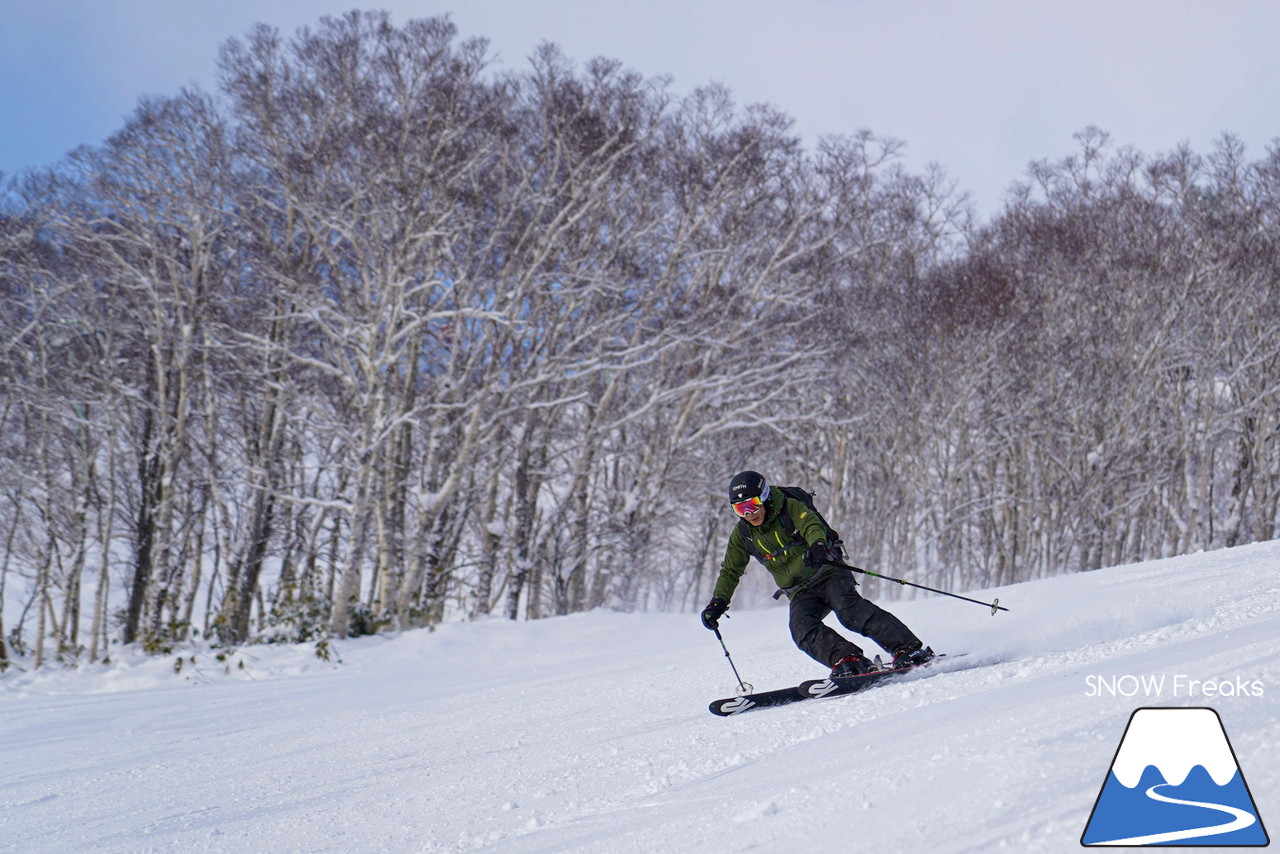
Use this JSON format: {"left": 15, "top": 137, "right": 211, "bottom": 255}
{"left": 728, "top": 470, "right": 770, "bottom": 504}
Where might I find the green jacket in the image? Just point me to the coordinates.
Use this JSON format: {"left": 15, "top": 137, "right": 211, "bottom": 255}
{"left": 713, "top": 491, "right": 830, "bottom": 601}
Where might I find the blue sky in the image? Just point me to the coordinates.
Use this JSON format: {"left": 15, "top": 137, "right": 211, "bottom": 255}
{"left": 3, "top": 1, "right": 1278, "bottom": 215}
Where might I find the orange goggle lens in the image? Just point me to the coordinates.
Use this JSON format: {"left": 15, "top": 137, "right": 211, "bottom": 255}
{"left": 732, "top": 497, "right": 764, "bottom": 517}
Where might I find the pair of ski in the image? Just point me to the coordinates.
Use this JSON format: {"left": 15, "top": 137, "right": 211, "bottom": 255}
{"left": 709, "top": 653, "right": 946, "bottom": 716}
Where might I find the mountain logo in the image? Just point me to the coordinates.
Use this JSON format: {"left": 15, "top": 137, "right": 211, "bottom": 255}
{"left": 1081, "top": 707, "right": 1269, "bottom": 847}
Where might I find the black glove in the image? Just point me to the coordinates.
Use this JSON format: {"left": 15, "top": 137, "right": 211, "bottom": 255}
{"left": 701, "top": 596, "right": 729, "bottom": 630}
{"left": 804, "top": 541, "right": 832, "bottom": 569}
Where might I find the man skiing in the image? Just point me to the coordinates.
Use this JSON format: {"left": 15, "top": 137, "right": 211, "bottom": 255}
{"left": 700, "top": 470, "right": 932, "bottom": 677}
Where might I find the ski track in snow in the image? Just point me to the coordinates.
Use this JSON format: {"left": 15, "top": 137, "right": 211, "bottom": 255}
{"left": 1092, "top": 783, "right": 1257, "bottom": 846}
{"left": 2, "top": 542, "right": 1278, "bottom": 853}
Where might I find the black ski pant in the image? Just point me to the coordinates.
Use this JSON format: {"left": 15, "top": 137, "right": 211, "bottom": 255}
{"left": 788, "top": 567, "right": 921, "bottom": 667}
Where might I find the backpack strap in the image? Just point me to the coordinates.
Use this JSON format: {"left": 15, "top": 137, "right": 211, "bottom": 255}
{"left": 735, "top": 499, "right": 802, "bottom": 563}
{"left": 735, "top": 517, "right": 761, "bottom": 560}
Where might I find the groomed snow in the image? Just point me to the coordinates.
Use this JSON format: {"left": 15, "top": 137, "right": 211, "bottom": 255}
{"left": 2, "top": 542, "right": 1277, "bottom": 853}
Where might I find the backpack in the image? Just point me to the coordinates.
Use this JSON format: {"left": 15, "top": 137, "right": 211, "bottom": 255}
{"left": 735, "top": 486, "right": 844, "bottom": 563}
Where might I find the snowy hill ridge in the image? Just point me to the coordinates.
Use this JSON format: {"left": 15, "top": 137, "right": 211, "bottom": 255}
{"left": 3, "top": 542, "right": 1278, "bottom": 853}
{"left": 1111, "top": 707, "right": 1240, "bottom": 787}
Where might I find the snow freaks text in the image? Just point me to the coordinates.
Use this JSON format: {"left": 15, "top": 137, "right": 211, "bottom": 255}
{"left": 1085, "top": 674, "right": 1265, "bottom": 699}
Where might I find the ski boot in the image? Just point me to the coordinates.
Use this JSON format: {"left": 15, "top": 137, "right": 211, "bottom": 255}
{"left": 829, "top": 653, "right": 875, "bottom": 678}
{"left": 891, "top": 645, "right": 935, "bottom": 670}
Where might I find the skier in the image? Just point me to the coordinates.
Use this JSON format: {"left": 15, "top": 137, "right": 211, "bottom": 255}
{"left": 700, "top": 470, "right": 933, "bottom": 677}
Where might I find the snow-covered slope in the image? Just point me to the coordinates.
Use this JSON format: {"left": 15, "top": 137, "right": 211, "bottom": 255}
{"left": 3, "top": 543, "right": 1278, "bottom": 853}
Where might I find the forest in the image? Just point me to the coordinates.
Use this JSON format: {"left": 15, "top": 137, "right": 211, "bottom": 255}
{"left": 2, "top": 11, "right": 1278, "bottom": 669}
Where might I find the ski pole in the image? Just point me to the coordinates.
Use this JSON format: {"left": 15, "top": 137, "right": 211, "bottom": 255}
{"left": 712, "top": 625, "right": 753, "bottom": 694}
{"left": 837, "top": 562, "right": 1009, "bottom": 614}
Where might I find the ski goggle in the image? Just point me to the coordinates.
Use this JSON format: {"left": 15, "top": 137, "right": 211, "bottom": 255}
{"left": 732, "top": 496, "right": 765, "bottom": 517}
